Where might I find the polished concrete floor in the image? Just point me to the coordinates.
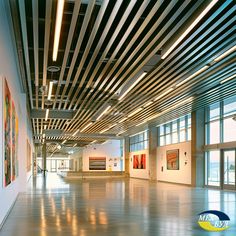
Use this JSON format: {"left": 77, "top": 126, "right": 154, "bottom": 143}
{"left": 0, "top": 173, "right": 236, "bottom": 236}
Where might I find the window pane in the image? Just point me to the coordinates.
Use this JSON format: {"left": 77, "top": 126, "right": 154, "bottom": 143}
{"left": 224, "top": 96, "right": 236, "bottom": 117}
{"left": 166, "top": 124, "right": 171, "bottom": 134}
{"left": 187, "top": 128, "right": 191, "bottom": 141}
{"left": 209, "top": 121, "right": 220, "bottom": 144}
{"left": 209, "top": 102, "right": 220, "bottom": 121}
{"left": 180, "top": 117, "right": 185, "bottom": 129}
{"left": 166, "top": 134, "right": 171, "bottom": 145}
{"left": 180, "top": 130, "right": 185, "bottom": 142}
{"left": 172, "top": 132, "right": 178, "bottom": 143}
{"left": 172, "top": 121, "right": 177, "bottom": 132}
{"left": 224, "top": 117, "right": 236, "bottom": 142}
{"left": 144, "top": 131, "right": 148, "bottom": 140}
{"left": 159, "top": 125, "right": 164, "bottom": 135}
{"left": 187, "top": 114, "right": 191, "bottom": 127}
{"left": 160, "top": 136, "right": 165, "bottom": 146}
{"left": 207, "top": 151, "right": 220, "bottom": 186}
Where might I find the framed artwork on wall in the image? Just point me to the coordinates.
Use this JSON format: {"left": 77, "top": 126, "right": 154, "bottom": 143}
{"left": 166, "top": 149, "right": 179, "bottom": 170}
{"left": 4, "top": 79, "right": 12, "bottom": 187}
{"left": 3, "top": 78, "right": 19, "bottom": 186}
{"left": 11, "top": 100, "right": 19, "bottom": 181}
{"left": 133, "top": 154, "right": 146, "bottom": 169}
{"left": 27, "top": 140, "right": 32, "bottom": 172}
{"left": 89, "top": 157, "right": 106, "bottom": 170}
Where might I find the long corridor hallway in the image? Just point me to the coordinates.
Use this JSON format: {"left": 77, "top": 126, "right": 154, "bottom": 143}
{"left": 0, "top": 174, "right": 236, "bottom": 236}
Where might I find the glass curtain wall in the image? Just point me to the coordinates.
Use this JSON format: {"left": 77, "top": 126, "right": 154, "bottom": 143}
{"left": 205, "top": 95, "right": 236, "bottom": 145}
{"left": 129, "top": 130, "right": 148, "bottom": 152}
{"left": 205, "top": 95, "right": 236, "bottom": 188}
{"left": 158, "top": 114, "right": 191, "bottom": 146}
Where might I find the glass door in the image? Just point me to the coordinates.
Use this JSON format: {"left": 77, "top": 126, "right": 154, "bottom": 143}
{"left": 223, "top": 150, "right": 235, "bottom": 190}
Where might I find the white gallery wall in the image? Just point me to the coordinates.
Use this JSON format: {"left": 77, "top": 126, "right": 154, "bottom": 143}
{"left": 0, "top": 0, "right": 33, "bottom": 227}
{"left": 156, "top": 141, "right": 191, "bottom": 185}
{"left": 129, "top": 149, "right": 149, "bottom": 179}
{"left": 82, "top": 140, "right": 123, "bottom": 171}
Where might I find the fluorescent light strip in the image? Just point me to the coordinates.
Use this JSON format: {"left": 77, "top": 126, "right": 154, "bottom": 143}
{"left": 220, "top": 74, "right": 236, "bottom": 84}
{"left": 100, "top": 124, "right": 117, "bottom": 134}
{"left": 117, "top": 130, "right": 127, "bottom": 136}
{"left": 128, "top": 107, "right": 143, "bottom": 118}
{"left": 62, "top": 140, "right": 67, "bottom": 144}
{"left": 90, "top": 140, "right": 97, "bottom": 144}
{"left": 176, "top": 65, "right": 209, "bottom": 87}
{"left": 80, "top": 122, "right": 93, "bottom": 132}
{"left": 154, "top": 88, "right": 174, "bottom": 101}
{"left": 144, "top": 101, "right": 153, "bottom": 107}
{"left": 47, "top": 81, "right": 54, "bottom": 100}
{"left": 161, "top": 0, "right": 218, "bottom": 59}
{"left": 214, "top": 45, "right": 236, "bottom": 62}
{"left": 119, "top": 117, "right": 127, "bottom": 123}
{"left": 73, "top": 144, "right": 77, "bottom": 147}
{"left": 43, "top": 133, "right": 46, "bottom": 138}
{"left": 136, "top": 121, "right": 146, "bottom": 127}
{"left": 119, "top": 72, "right": 147, "bottom": 101}
{"left": 147, "top": 97, "right": 194, "bottom": 121}
{"left": 96, "top": 106, "right": 111, "bottom": 121}
{"left": 53, "top": 0, "right": 65, "bottom": 61}
{"left": 129, "top": 129, "right": 148, "bottom": 137}
{"left": 72, "top": 130, "right": 79, "bottom": 137}
{"left": 45, "top": 109, "right": 49, "bottom": 121}
{"left": 44, "top": 125, "right": 47, "bottom": 130}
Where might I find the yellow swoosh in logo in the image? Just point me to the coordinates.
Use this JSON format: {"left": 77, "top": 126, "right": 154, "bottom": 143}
{"left": 198, "top": 222, "right": 229, "bottom": 232}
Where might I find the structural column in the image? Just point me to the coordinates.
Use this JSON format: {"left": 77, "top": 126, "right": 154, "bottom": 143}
{"left": 124, "top": 137, "right": 130, "bottom": 177}
{"left": 42, "top": 143, "right": 47, "bottom": 176}
{"left": 148, "top": 125, "right": 157, "bottom": 180}
{"left": 191, "top": 109, "right": 205, "bottom": 187}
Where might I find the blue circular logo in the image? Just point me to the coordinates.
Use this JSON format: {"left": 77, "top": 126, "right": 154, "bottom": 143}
{"left": 198, "top": 210, "right": 230, "bottom": 232}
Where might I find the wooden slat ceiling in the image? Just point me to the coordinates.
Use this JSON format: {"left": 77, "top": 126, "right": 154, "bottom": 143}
{"left": 9, "top": 0, "right": 236, "bottom": 150}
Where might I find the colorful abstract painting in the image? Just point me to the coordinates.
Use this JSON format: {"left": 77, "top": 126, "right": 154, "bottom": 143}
{"left": 27, "top": 140, "right": 32, "bottom": 172}
{"left": 89, "top": 157, "right": 106, "bottom": 170}
{"left": 167, "top": 149, "right": 179, "bottom": 170}
{"left": 133, "top": 154, "right": 146, "bottom": 169}
{"left": 11, "top": 101, "right": 18, "bottom": 181}
{"left": 4, "top": 79, "right": 11, "bottom": 187}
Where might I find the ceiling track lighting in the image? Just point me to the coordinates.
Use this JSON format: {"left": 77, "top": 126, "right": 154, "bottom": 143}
{"left": 161, "top": 0, "right": 218, "bottom": 59}
{"left": 53, "top": 0, "right": 65, "bottom": 61}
